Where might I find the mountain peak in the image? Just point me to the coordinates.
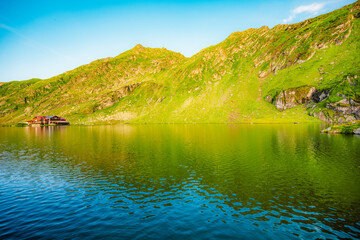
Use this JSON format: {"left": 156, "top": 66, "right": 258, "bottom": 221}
{"left": 131, "top": 44, "right": 146, "bottom": 54}
{"left": 134, "top": 44, "right": 144, "bottom": 49}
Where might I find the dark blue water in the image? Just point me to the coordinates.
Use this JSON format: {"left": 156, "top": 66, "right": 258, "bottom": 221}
{"left": 0, "top": 125, "right": 359, "bottom": 239}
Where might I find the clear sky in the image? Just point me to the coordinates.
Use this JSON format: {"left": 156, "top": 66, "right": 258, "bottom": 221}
{"left": 0, "top": 0, "right": 356, "bottom": 82}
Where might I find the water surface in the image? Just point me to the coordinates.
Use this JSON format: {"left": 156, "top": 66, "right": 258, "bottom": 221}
{"left": 0, "top": 124, "right": 359, "bottom": 239}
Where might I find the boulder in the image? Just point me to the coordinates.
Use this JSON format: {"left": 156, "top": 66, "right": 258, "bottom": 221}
{"left": 321, "top": 127, "right": 331, "bottom": 133}
{"left": 336, "top": 93, "right": 347, "bottom": 98}
{"left": 312, "top": 111, "right": 329, "bottom": 122}
{"left": 344, "top": 115, "right": 357, "bottom": 122}
{"left": 354, "top": 128, "right": 360, "bottom": 135}
{"left": 265, "top": 95, "right": 273, "bottom": 103}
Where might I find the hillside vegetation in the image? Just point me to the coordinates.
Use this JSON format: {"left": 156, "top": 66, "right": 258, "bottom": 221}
{"left": 1, "top": 1, "right": 360, "bottom": 124}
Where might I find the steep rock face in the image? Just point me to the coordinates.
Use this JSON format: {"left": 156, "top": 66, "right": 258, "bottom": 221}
{"left": 309, "top": 86, "right": 360, "bottom": 123}
{"left": 270, "top": 85, "right": 360, "bottom": 123}
{"left": 311, "top": 97, "right": 360, "bottom": 124}
{"left": 326, "top": 98, "right": 360, "bottom": 118}
{"left": 311, "top": 110, "right": 356, "bottom": 124}
{"left": 271, "top": 86, "right": 316, "bottom": 111}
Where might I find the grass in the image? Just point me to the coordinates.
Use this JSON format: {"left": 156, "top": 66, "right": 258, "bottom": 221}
{"left": 0, "top": 1, "right": 359, "bottom": 125}
{"left": 15, "top": 123, "right": 28, "bottom": 127}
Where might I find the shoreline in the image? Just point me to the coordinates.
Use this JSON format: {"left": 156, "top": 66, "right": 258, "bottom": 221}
{"left": 321, "top": 121, "right": 360, "bottom": 135}
{"left": 2, "top": 121, "right": 326, "bottom": 127}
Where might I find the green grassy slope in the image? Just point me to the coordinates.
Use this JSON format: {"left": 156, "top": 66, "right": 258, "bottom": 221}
{"left": 1, "top": 1, "right": 359, "bottom": 124}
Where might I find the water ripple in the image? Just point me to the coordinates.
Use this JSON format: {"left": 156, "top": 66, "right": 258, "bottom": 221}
{"left": 0, "top": 125, "right": 359, "bottom": 239}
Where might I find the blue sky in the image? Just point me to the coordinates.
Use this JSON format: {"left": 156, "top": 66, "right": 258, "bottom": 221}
{"left": 0, "top": 0, "right": 355, "bottom": 82}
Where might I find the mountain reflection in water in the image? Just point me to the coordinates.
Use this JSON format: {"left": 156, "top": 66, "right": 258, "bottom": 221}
{"left": 0, "top": 124, "right": 359, "bottom": 239}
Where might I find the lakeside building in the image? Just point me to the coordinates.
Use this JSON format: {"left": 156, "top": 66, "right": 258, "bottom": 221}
{"left": 26, "top": 116, "right": 70, "bottom": 126}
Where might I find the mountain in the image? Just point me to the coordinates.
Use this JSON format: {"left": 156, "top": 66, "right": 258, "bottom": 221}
{"left": 1, "top": 1, "right": 360, "bottom": 125}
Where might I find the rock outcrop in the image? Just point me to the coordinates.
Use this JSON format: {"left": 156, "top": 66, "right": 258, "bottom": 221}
{"left": 311, "top": 109, "right": 357, "bottom": 124}
{"left": 270, "top": 86, "right": 316, "bottom": 111}
{"left": 309, "top": 96, "right": 360, "bottom": 124}
{"left": 311, "top": 90, "right": 330, "bottom": 103}
{"left": 270, "top": 85, "right": 360, "bottom": 124}
{"left": 326, "top": 99, "right": 360, "bottom": 118}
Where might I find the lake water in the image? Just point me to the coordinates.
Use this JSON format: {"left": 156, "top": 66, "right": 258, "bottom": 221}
{"left": 0, "top": 124, "right": 359, "bottom": 239}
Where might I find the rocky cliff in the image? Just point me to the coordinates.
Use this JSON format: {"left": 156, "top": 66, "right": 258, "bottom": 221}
{"left": 268, "top": 85, "right": 360, "bottom": 124}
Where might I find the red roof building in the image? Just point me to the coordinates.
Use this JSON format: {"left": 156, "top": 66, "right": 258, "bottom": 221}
{"left": 26, "top": 115, "right": 70, "bottom": 125}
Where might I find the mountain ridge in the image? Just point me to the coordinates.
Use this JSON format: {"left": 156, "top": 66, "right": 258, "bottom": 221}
{"left": 1, "top": 1, "right": 359, "bottom": 124}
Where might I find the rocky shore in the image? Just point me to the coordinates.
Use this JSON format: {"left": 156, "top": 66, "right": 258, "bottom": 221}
{"left": 321, "top": 121, "right": 360, "bottom": 135}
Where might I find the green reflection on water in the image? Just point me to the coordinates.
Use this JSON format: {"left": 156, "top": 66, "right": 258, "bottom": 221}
{"left": 1, "top": 124, "right": 360, "bottom": 238}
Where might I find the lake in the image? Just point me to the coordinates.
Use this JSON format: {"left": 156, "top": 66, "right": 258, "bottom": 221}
{"left": 0, "top": 124, "right": 359, "bottom": 239}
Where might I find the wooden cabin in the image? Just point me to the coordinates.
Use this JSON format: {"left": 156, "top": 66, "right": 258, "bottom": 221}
{"left": 26, "top": 115, "right": 70, "bottom": 125}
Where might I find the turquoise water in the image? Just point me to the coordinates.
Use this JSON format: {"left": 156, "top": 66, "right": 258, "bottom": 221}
{"left": 0, "top": 124, "right": 359, "bottom": 239}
